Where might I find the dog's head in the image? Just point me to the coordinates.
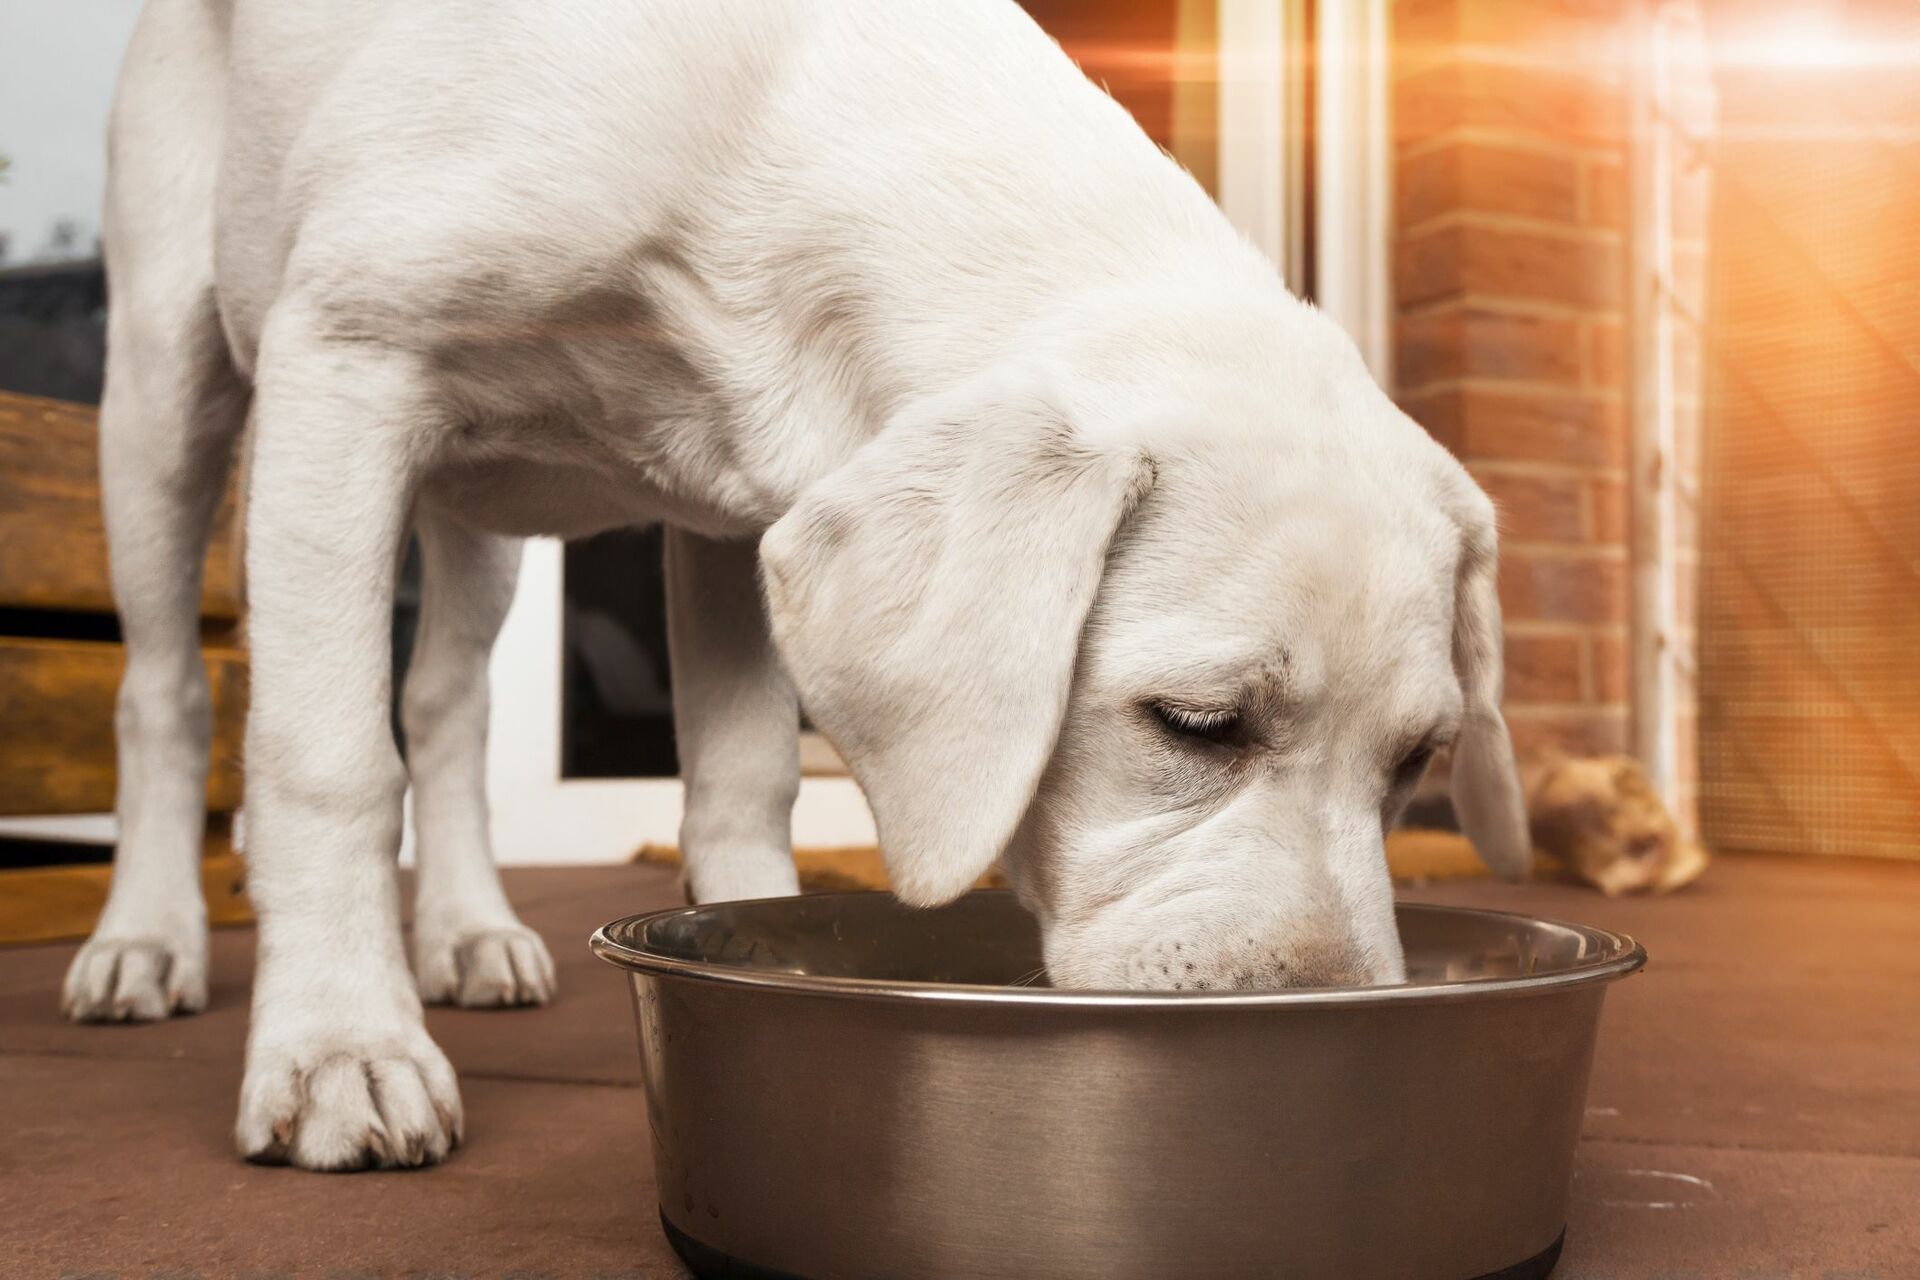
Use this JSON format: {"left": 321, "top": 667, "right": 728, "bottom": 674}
{"left": 761, "top": 323, "right": 1527, "bottom": 990}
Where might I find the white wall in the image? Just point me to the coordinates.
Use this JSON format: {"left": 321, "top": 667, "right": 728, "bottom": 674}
{"left": 0, "top": 0, "right": 144, "bottom": 266}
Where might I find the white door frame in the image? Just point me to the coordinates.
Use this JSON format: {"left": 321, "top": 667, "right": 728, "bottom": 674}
{"left": 1215, "top": 0, "right": 1297, "bottom": 275}
{"left": 485, "top": 539, "right": 876, "bottom": 865}
{"left": 1314, "top": 0, "right": 1397, "bottom": 385}
{"left": 481, "top": 2, "right": 1397, "bottom": 865}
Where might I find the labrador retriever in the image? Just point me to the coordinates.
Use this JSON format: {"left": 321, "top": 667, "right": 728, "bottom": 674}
{"left": 63, "top": 0, "right": 1530, "bottom": 1169}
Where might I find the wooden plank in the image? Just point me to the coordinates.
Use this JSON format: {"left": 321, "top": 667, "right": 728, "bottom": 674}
{"left": 0, "top": 390, "right": 241, "bottom": 618}
{"left": 0, "top": 846, "right": 251, "bottom": 947}
{"left": 0, "top": 636, "right": 245, "bottom": 816}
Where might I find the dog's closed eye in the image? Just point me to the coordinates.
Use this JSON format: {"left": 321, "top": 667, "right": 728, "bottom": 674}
{"left": 1394, "top": 745, "right": 1436, "bottom": 787}
{"left": 1389, "top": 738, "right": 1447, "bottom": 794}
{"left": 1148, "top": 701, "right": 1242, "bottom": 746}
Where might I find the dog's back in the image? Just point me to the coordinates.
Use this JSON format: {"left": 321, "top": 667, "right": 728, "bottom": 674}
{"left": 154, "top": 1, "right": 1240, "bottom": 393}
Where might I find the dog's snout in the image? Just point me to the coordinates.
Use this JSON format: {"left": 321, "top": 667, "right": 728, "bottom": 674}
{"left": 1118, "top": 929, "right": 1379, "bottom": 991}
{"left": 1277, "top": 936, "right": 1373, "bottom": 988}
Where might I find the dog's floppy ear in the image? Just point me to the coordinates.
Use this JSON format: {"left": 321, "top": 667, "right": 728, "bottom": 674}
{"left": 760, "top": 386, "right": 1153, "bottom": 906}
{"left": 1449, "top": 511, "right": 1532, "bottom": 881}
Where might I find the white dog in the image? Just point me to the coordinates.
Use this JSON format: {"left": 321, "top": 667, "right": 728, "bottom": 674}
{"left": 63, "top": 0, "right": 1529, "bottom": 1170}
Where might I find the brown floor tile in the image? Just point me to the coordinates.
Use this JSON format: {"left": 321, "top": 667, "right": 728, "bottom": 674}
{"left": 3, "top": 853, "right": 1917, "bottom": 1278}
{"left": 1561, "top": 1140, "right": 1920, "bottom": 1278}
{"left": 1401, "top": 854, "right": 1920, "bottom": 1161}
{"left": 0, "top": 863, "right": 682, "bottom": 1085}
{"left": 0, "top": 1054, "right": 676, "bottom": 1279}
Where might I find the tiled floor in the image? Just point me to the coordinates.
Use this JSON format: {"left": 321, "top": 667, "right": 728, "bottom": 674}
{"left": 2, "top": 854, "right": 1916, "bottom": 1278}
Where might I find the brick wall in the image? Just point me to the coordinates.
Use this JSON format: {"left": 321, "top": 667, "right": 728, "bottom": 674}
{"left": 1392, "top": 0, "right": 1634, "bottom": 762}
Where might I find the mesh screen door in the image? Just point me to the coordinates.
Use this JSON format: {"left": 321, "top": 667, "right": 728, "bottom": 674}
{"left": 1698, "top": 15, "right": 1920, "bottom": 859}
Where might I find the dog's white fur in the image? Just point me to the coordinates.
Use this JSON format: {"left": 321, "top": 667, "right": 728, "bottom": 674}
{"left": 66, "top": 0, "right": 1529, "bottom": 1169}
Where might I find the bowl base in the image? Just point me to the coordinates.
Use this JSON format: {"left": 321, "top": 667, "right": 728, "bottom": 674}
{"left": 660, "top": 1211, "right": 1566, "bottom": 1280}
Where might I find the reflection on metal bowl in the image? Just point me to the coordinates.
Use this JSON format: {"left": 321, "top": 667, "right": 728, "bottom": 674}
{"left": 593, "top": 891, "right": 1644, "bottom": 1280}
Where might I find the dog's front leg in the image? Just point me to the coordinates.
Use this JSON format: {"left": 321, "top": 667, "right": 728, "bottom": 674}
{"left": 664, "top": 528, "right": 801, "bottom": 902}
{"left": 402, "top": 506, "right": 554, "bottom": 1007}
{"left": 233, "top": 312, "right": 459, "bottom": 1170}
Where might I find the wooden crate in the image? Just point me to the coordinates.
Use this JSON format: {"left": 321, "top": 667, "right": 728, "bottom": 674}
{"left": 0, "top": 389, "right": 249, "bottom": 943}
{"left": 0, "top": 833, "right": 252, "bottom": 948}
{"left": 0, "top": 390, "right": 241, "bottom": 617}
{"left": 0, "top": 636, "right": 246, "bottom": 815}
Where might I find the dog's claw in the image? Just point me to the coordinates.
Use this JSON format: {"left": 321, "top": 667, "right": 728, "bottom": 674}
{"left": 415, "top": 923, "right": 556, "bottom": 1008}
{"left": 237, "top": 1039, "right": 462, "bottom": 1171}
{"left": 62, "top": 936, "right": 207, "bottom": 1023}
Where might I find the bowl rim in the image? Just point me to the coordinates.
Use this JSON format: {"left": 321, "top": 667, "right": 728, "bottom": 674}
{"left": 589, "top": 891, "right": 1647, "bottom": 1009}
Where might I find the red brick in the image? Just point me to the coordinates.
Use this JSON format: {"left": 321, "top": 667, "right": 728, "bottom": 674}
{"left": 1396, "top": 58, "right": 1625, "bottom": 152}
{"left": 1395, "top": 224, "right": 1465, "bottom": 307}
{"left": 1394, "top": 63, "right": 1463, "bottom": 149}
{"left": 1590, "top": 631, "right": 1629, "bottom": 704}
{"left": 1464, "top": 308, "right": 1585, "bottom": 383}
{"left": 1504, "top": 707, "right": 1630, "bottom": 758}
{"left": 1395, "top": 0, "right": 1627, "bottom": 86}
{"left": 1398, "top": 142, "right": 1582, "bottom": 227}
{"left": 1498, "top": 551, "right": 1627, "bottom": 625}
{"left": 1393, "top": 0, "right": 1461, "bottom": 80}
{"left": 1584, "top": 157, "right": 1625, "bottom": 229}
{"left": 1474, "top": 468, "right": 1587, "bottom": 543}
{"left": 1452, "top": 0, "right": 1628, "bottom": 66}
{"left": 1403, "top": 385, "right": 1625, "bottom": 467}
{"left": 1396, "top": 146, "right": 1458, "bottom": 227}
{"left": 1585, "top": 319, "right": 1624, "bottom": 391}
{"left": 1390, "top": 306, "right": 1582, "bottom": 396}
{"left": 1589, "top": 475, "right": 1629, "bottom": 543}
{"left": 1396, "top": 308, "right": 1467, "bottom": 387}
{"left": 1397, "top": 222, "right": 1621, "bottom": 310}
{"left": 1502, "top": 632, "right": 1586, "bottom": 704}
{"left": 1467, "top": 387, "right": 1624, "bottom": 466}
{"left": 1397, "top": 147, "right": 1454, "bottom": 228}
{"left": 1463, "top": 224, "right": 1619, "bottom": 308}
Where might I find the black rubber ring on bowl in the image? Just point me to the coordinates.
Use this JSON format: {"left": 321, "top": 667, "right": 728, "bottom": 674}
{"left": 661, "top": 1212, "right": 805, "bottom": 1280}
{"left": 661, "top": 1211, "right": 1567, "bottom": 1280}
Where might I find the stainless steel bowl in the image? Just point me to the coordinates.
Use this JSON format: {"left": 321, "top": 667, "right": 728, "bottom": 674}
{"left": 592, "top": 891, "right": 1644, "bottom": 1280}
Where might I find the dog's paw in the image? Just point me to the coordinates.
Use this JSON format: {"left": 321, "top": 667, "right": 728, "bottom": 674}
{"left": 237, "top": 1028, "right": 463, "bottom": 1170}
{"left": 62, "top": 933, "right": 208, "bottom": 1022}
{"left": 414, "top": 922, "right": 556, "bottom": 1008}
